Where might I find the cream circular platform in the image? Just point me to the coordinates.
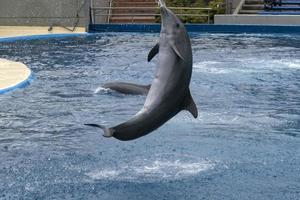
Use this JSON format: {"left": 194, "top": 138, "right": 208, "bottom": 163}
{"left": 0, "top": 59, "right": 32, "bottom": 94}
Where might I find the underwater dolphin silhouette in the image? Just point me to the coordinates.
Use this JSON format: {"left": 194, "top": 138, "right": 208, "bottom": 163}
{"left": 86, "top": 0, "right": 198, "bottom": 141}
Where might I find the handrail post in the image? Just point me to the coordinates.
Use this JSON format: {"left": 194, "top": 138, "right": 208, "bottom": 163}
{"left": 89, "top": 0, "right": 94, "bottom": 24}
{"left": 234, "top": 0, "right": 245, "bottom": 14}
{"left": 208, "top": 10, "right": 210, "bottom": 24}
{"left": 89, "top": 6, "right": 93, "bottom": 24}
{"left": 107, "top": 0, "right": 113, "bottom": 23}
{"left": 89, "top": 0, "right": 93, "bottom": 24}
{"left": 93, "top": 9, "right": 96, "bottom": 24}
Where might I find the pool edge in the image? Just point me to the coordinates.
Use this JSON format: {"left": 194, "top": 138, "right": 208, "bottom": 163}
{"left": 88, "top": 24, "right": 300, "bottom": 34}
{"left": 0, "top": 33, "right": 89, "bottom": 43}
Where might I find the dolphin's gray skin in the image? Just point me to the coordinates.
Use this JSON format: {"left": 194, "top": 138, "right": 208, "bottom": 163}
{"left": 86, "top": 0, "right": 197, "bottom": 141}
{"left": 103, "top": 82, "right": 150, "bottom": 95}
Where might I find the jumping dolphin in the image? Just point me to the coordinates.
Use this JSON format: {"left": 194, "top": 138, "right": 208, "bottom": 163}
{"left": 86, "top": 0, "right": 198, "bottom": 141}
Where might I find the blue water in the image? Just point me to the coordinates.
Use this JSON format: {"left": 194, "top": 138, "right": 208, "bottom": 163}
{"left": 0, "top": 33, "right": 299, "bottom": 199}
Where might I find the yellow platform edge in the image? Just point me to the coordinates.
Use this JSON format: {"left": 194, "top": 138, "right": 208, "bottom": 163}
{"left": 0, "top": 26, "right": 86, "bottom": 38}
{"left": 0, "top": 59, "right": 33, "bottom": 94}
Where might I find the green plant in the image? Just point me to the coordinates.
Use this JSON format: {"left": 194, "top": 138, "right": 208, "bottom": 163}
{"left": 155, "top": 0, "right": 208, "bottom": 23}
{"left": 155, "top": 0, "right": 225, "bottom": 23}
{"left": 208, "top": 0, "right": 225, "bottom": 14}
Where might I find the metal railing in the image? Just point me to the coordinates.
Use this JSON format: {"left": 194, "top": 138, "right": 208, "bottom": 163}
{"left": 90, "top": 6, "right": 213, "bottom": 24}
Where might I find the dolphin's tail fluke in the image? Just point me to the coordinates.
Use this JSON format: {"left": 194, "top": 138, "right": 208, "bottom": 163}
{"left": 84, "top": 124, "right": 114, "bottom": 138}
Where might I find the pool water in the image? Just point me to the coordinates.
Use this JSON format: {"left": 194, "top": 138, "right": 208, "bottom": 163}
{"left": 0, "top": 33, "right": 299, "bottom": 199}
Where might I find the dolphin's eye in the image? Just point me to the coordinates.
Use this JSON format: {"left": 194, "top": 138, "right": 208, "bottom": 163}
{"left": 176, "top": 23, "right": 180, "bottom": 28}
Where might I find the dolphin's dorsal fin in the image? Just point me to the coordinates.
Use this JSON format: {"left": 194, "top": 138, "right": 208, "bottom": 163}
{"left": 148, "top": 43, "right": 159, "bottom": 62}
{"left": 183, "top": 89, "right": 198, "bottom": 118}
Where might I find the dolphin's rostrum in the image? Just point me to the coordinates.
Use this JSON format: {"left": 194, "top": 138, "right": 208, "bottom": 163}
{"left": 86, "top": 0, "right": 198, "bottom": 141}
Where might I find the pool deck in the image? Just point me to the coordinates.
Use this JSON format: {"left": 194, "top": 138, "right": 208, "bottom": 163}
{"left": 0, "top": 26, "right": 86, "bottom": 94}
{"left": 0, "top": 26, "right": 86, "bottom": 38}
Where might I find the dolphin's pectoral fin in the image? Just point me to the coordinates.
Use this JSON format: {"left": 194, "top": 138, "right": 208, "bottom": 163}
{"left": 84, "top": 124, "right": 114, "bottom": 138}
{"left": 145, "top": 84, "right": 151, "bottom": 90}
{"left": 103, "top": 82, "right": 151, "bottom": 95}
{"left": 171, "top": 44, "right": 185, "bottom": 61}
{"left": 148, "top": 43, "right": 159, "bottom": 62}
{"left": 183, "top": 90, "right": 198, "bottom": 118}
{"left": 170, "top": 41, "right": 185, "bottom": 61}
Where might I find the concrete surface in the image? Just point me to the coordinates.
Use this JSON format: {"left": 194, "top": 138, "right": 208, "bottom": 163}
{"left": 0, "top": 0, "right": 90, "bottom": 27}
{"left": 225, "top": 0, "right": 242, "bottom": 14}
{"left": 91, "top": 0, "right": 110, "bottom": 24}
{"left": 215, "top": 14, "right": 300, "bottom": 25}
{"left": 0, "top": 26, "right": 86, "bottom": 38}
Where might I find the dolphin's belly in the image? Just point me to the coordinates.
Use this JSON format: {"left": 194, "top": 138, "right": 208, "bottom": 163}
{"left": 113, "top": 54, "right": 191, "bottom": 140}
{"left": 144, "top": 50, "right": 191, "bottom": 110}
{"left": 114, "top": 100, "right": 182, "bottom": 140}
{"left": 113, "top": 40, "right": 193, "bottom": 141}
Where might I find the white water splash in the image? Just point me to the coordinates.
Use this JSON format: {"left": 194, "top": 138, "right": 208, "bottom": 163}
{"left": 86, "top": 155, "right": 215, "bottom": 182}
{"left": 193, "top": 61, "right": 240, "bottom": 74}
{"left": 193, "top": 58, "right": 300, "bottom": 75}
{"left": 132, "top": 159, "right": 214, "bottom": 178}
{"left": 86, "top": 169, "right": 121, "bottom": 180}
{"left": 193, "top": 61, "right": 220, "bottom": 72}
{"left": 271, "top": 59, "right": 300, "bottom": 69}
{"left": 94, "top": 86, "right": 111, "bottom": 94}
